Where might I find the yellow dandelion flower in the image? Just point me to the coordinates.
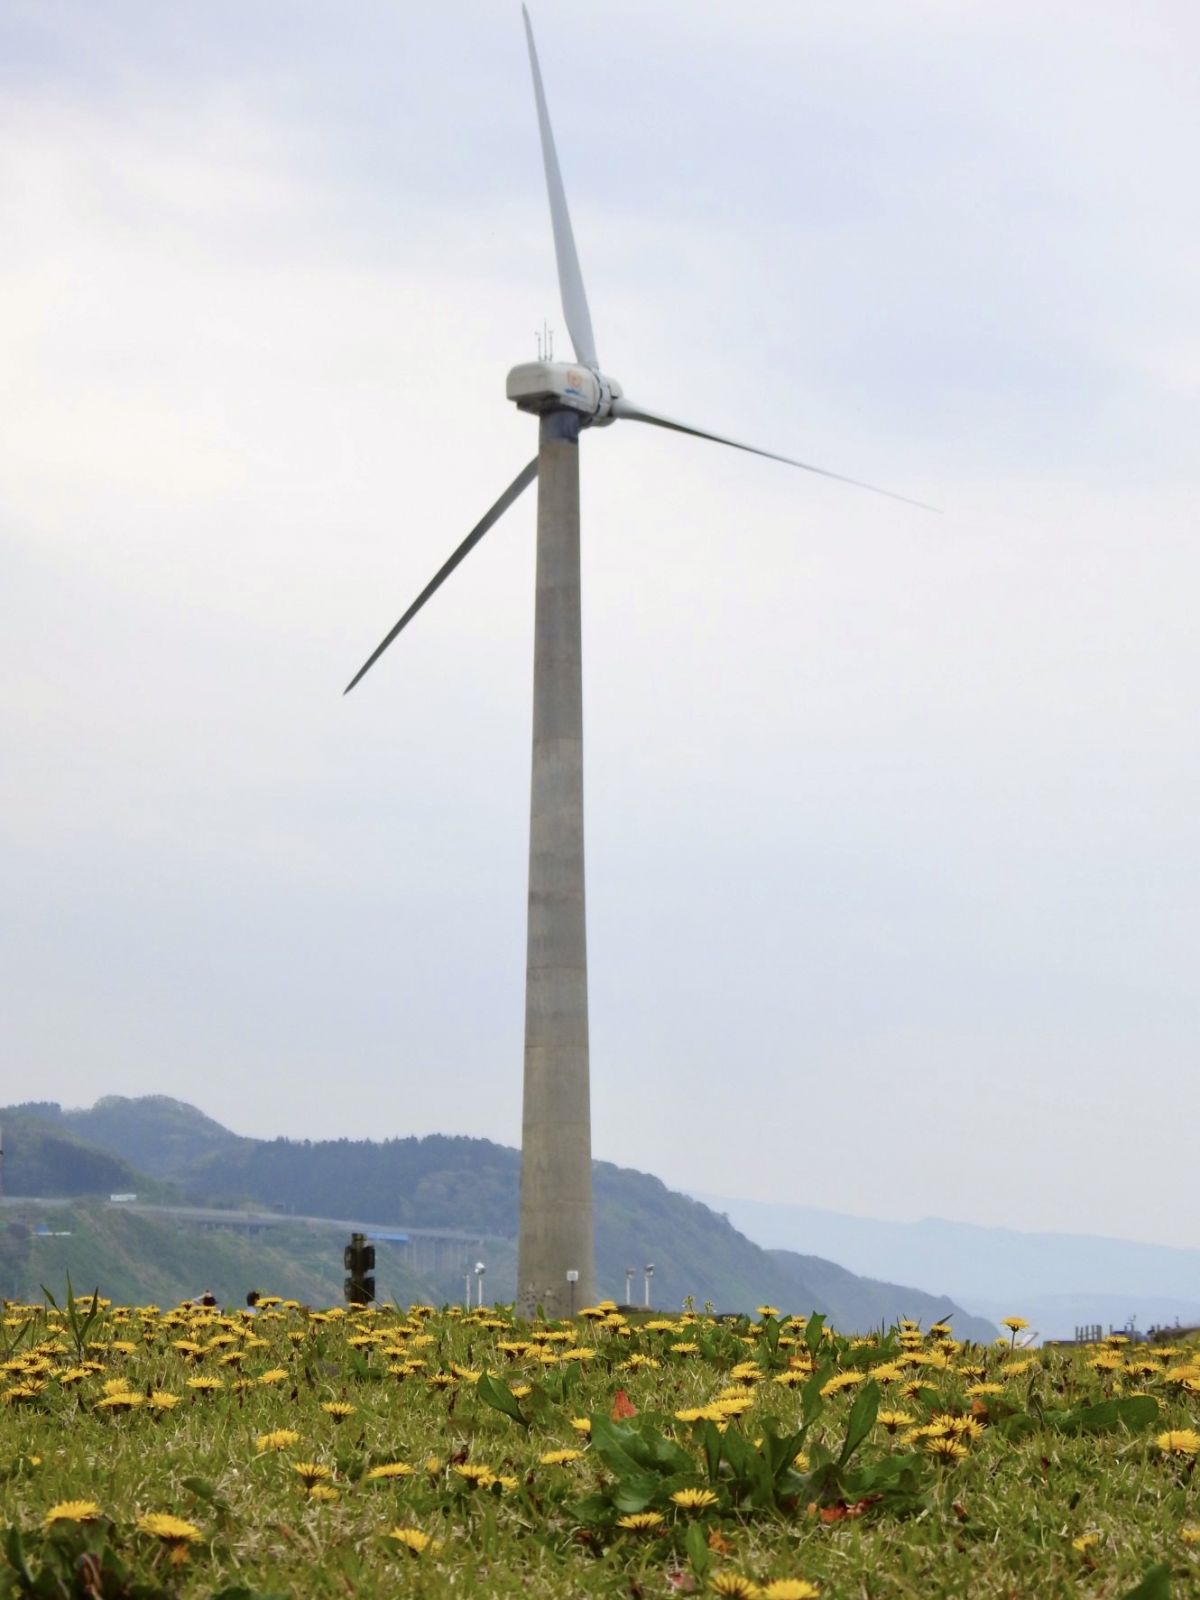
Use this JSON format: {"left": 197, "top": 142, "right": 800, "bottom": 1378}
{"left": 4, "top": 1382, "right": 45, "bottom": 1404}
{"left": 925, "top": 1436, "right": 969, "bottom": 1463}
{"left": 258, "top": 1368, "right": 289, "bottom": 1385}
{"left": 713, "top": 1395, "right": 753, "bottom": 1417}
{"left": 877, "top": 1410, "right": 914, "bottom": 1434}
{"left": 320, "top": 1401, "right": 356, "bottom": 1421}
{"left": 1000, "top": 1317, "right": 1029, "bottom": 1332}
{"left": 365, "top": 1462, "right": 415, "bottom": 1480}
{"left": 43, "top": 1500, "right": 101, "bottom": 1528}
{"left": 538, "top": 1449, "right": 583, "bottom": 1466}
{"left": 793, "top": 1450, "right": 810, "bottom": 1471}
{"left": 307, "top": 1483, "right": 339, "bottom": 1502}
{"left": 148, "top": 1391, "right": 180, "bottom": 1411}
{"left": 94, "top": 1391, "right": 142, "bottom": 1412}
{"left": 932, "top": 1413, "right": 983, "bottom": 1440}
{"left": 760, "top": 1582, "right": 820, "bottom": 1599}
{"left": 185, "top": 1376, "right": 223, "bottom": 1393}
{"left": 710, "top": 1576, "right": 760, "bottom": 1598}
{"left": 570, "top": 1417, "right": 592, "bottom": 1434}
{"left": 616, "top": 1511, "right": 664, "bottom": 1530}
{"left": 1180, "top": 1525, "right": 1200, "bottom": 1545}
{"left": 1071, "top": 1532, "right": 1101, "bottom": 1552}
{"left": 453, "top": 1463, "right": 496, "bottom": 1488}
{"left": 388, "top": 1526, "right": 437, "bottom": 1554}
{"left": 965, "top": 1382, "right": 1005, "bottom": 1397}
{"left": 755, "top": 1306, "right": 780, "bottom": 1318}
{"left": 1156, "top": 1429, "right": 1200, "bottom": 1456}
{"left": 293, "top": 1462, "right": 332, "bottom": 1488}
{"left": 136, "top": 1513, "right": 201, "bottom": 1544}
{"left": 256, "top": 1429, "right": 300, "bottom": 1452}
{"left": 671, "top": 1487, "right": 719, "bottom": 1510}
{"left": 820, "top": 1371, "right": 865, "bottom": 1398}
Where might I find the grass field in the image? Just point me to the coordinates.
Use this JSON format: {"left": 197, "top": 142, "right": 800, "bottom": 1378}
{"left": 1, "top": 1289, "right": 1197, "bottom": 1597}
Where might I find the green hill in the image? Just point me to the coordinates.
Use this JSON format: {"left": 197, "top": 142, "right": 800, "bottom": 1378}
{"left": 58, "top": 1094, "right": 244, "bottom": 1178}
{"left": 769, "top": 1249, "right": 993, "bottom": 1341}
{"left": 0, "top": 1200, "right": 430, "bottom": 1309}
{"left": 0, "top": 1109, "right": 174, "bottom": 1202}
{"left": 1, "top": 1097, "right": 996, "bottom": 1338}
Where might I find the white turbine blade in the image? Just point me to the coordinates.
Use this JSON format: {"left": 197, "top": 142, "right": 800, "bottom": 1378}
{"left": 522, "top": 6, "right": 599, "bottom": 370}
{"left": 343, "top": 458, "right": 539, "bottom": 694}
{"left": 611, "top": 397, "right": 940, "bottom": 512}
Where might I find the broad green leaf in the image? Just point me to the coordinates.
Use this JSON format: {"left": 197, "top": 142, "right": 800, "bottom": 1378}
{"left": 802, "top": 1364, "right": 831, "bottom": 1426}
{"left": 685, "top": 1520, "right": 714, "bottom": 1576}
{"left": 5, "top": 1526, "right": 32, "bottom": 1587}
{"left": 838, "top": 1379, "right": 881, "bottom": 1467}
{"left": 1055, "top": 1395, "right": 1160, "bottom": 1436}
{"left": 181, "top": 1475, "right": 219, "bottom": 1502}
{"left": 1120, "top": 1564, "right": 1171, "bottom": 1600}
{"left": 476, "top": 1370, "right": 528, "bottom": 1428}
{"left": 702, "top": 1420, "right": 723, "bottom": 1484}
{"left": 612, "top": 1472, "right": 663, "bottom": 1513}
{"left": 570, "top": 1492, "right": 616, "bottom": 1526}
{"left": 589, "top": 1417, "right": 654, "bottom": 1482}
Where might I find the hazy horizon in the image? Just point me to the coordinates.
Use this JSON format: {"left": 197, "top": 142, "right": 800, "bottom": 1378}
{"left": 4, "top": 3, "right": 1198, "bottom": 1248}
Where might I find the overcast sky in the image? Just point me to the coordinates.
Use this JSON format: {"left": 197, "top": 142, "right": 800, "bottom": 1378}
{"left": 3, "top": 1, "right": 1197, "bottom": 1249}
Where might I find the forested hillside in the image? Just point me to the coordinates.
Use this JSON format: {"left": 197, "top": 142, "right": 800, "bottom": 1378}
{"left": 1, "top": 1097, "right": 996, "bottom": 1336}
{"left": 0, "top": 1109, "right": 174, "bottom": 1201}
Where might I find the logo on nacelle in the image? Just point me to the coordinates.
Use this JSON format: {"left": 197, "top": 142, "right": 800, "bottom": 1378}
{"left": 565, "top": 368, "right": 583, "bottom": 395}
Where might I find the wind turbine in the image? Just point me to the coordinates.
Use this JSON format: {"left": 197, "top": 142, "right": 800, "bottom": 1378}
{"left": 345, "top": 8, "right": 932, "bottom": 1318}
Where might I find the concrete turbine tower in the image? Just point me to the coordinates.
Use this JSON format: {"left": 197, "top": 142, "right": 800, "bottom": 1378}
{"left": 344, "top": 8, "right": 934, "bottom": 1320}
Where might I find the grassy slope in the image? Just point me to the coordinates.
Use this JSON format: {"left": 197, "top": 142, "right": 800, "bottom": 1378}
{"left": 0, "top": 1304, "right": 1194, "bottom": 1599}
{"left": 5, "top": 1202, "right": 429, "bottom": 1311}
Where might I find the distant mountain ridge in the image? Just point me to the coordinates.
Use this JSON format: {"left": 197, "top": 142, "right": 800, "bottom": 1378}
{"left": 1, "top": 1097, "right": 996, "bottom": 1338}
{"left": 692, "top": 1192, "right": 1200, "bottom": 1340}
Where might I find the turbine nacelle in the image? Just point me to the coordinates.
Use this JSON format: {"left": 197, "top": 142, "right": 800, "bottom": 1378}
{"left": 506, "top": 360, "right": 622, "bottom": 426}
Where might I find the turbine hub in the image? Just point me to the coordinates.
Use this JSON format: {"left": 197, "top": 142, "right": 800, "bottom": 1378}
{"left": 506, "top": 361, "right": 622, "bottom": 427}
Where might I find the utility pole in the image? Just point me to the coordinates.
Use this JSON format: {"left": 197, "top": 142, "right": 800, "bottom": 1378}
{"left": 343, "top": 1233, "right": 375, "bottom": 1305}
